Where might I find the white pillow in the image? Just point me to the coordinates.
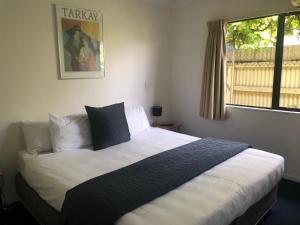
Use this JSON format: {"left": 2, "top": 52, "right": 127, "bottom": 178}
{"left": 22, "top": 121, "right": 52, "bottom": 153}
{"left": 49, "top": 113, "right": 92, "bottom": 152}
{"left": 125, "top": 106, "right": 150, "bottom": 136}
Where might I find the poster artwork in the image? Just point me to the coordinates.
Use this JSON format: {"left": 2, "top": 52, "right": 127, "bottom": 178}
{"left": 56, "top": 5, "right": 105, "bottom": 79}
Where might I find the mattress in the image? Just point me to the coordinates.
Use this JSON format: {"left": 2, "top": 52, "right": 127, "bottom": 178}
{"left": 19, "top": 128, "right": 284, "bottom": 225}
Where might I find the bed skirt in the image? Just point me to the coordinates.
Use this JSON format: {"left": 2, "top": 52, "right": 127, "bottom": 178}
{"left": 15, "top": 173, "right": 278, "bottom": 225}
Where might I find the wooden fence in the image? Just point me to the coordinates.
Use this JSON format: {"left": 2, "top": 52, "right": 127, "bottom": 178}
{"left": 226, "top": 46, "right": 300, "bottom": 109}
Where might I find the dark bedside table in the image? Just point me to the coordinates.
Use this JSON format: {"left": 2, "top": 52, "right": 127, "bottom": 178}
{"left": 0, "top": 171, "right": 39, "bottom": 224}
{"left": 155, "top": 122, "right": 181, "bottom": 132}
{"left": 0, "top": 171, "right": 3, "bottom": 215}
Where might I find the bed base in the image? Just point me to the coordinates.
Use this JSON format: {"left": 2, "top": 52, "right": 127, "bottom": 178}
{"left": 15, "top": 173, "right": 277, "bottom": 225}
{"left": 15, "top": 173, "right": 62, "bottom": 225}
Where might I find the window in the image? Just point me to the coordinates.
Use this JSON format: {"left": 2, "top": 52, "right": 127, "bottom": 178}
{"left": 225, "top": 12, "right": 300, "bottom": 111}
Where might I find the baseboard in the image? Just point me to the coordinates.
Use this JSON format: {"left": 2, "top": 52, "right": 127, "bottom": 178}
{"left": 284, "top": 173, "right": 300, "bottom": 183}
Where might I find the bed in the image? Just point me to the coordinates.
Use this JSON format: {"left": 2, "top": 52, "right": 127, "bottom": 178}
{"left": 16, "top": 126, "right": 284, "bottom": 225}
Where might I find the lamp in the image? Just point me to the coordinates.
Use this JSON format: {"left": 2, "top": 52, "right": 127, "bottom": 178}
{"left": 151, "top": 105, "right": 162, "bottom": 126}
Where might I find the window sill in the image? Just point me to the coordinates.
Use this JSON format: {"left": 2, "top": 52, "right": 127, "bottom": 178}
{"left": 226, "top": 105, "right": 300, "bottom": 116}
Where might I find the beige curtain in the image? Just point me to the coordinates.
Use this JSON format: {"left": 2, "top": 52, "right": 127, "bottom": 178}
{"left": 200, "top": 20, "right": 227, "bottom": 120}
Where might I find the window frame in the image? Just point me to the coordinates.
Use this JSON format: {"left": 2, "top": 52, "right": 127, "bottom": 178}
{"left": 226, "top": 11, "right": 300, "bottom": 113}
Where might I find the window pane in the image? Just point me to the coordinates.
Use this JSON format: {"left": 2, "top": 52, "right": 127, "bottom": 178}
{"left": 226, "top": 16, "right": 278, "bottom": 108}
{"left": 279, "top": 14, "right": 300, "bottom": 109}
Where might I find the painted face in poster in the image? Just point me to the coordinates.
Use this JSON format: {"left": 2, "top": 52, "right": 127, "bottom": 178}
{"left": 56, "top": 5, "right": 105, "bottom": 79}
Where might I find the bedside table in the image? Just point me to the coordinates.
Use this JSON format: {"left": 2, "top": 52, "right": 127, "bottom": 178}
{"left": 155, "top": 122, "right": 181, "bottom": 132}
{"left": 0, "top": 171, "right": 3, "bottom": 213}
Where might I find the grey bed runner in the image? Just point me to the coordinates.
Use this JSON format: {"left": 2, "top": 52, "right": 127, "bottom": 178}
{"left": 62, "top": 137, "right": 250, "bottom": 225}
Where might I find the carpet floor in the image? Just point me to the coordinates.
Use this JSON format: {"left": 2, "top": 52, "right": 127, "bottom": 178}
{"left": 1, "top": 179, "right": 299, "bottom": 225}
{"left": 258, "top": 179, "right": 300, "bottom": 225}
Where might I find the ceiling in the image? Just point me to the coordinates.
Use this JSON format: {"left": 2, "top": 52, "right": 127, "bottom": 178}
{"left": 145, "top": 0, "right": 194, "bottom": 7}
{"left": 161, "top": 0, "right": 181, "bottom": 4}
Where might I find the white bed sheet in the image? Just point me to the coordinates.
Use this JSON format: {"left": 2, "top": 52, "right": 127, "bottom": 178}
{"left": 19, "top": 128, "right": 284, "bottom": 225}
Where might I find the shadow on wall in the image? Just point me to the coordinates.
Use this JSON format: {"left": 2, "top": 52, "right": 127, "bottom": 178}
{"left": 0, "top": 122, "right": 26, "bottom": 204}
{"left": 149, "top": 39, "right": 171, "bottom": 125}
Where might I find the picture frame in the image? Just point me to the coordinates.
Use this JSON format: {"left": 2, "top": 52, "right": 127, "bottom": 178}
{"left": 55, "top": 5, "right": 105, "bottom": 79}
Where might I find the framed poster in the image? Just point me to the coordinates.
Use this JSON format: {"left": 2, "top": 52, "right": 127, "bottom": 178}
{"left": 55, "top": 5, "right": 105, "bottom": 79}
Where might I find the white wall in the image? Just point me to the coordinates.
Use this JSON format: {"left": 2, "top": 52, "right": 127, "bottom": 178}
{"left": 0, "top": 0, "right": 171, "bottom": 203}
{"left": 170, "top": 0, "right": 300, "bottom": 181}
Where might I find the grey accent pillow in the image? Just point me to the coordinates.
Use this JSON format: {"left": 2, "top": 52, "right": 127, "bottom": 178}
{"left": 85, "top": 102, "right": 130, "bottom": 150}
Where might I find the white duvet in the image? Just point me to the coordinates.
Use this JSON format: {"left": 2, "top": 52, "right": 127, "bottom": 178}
{"left": 19, "top": 128, "right": 284, "bottom": 225}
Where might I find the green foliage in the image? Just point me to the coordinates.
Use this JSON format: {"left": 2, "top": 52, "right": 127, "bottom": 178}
{"left": 285, "top": 14, "right": 300, "bottom": 34}
{"left": 226, "top": 15, "right": 300, "bottom": 50}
